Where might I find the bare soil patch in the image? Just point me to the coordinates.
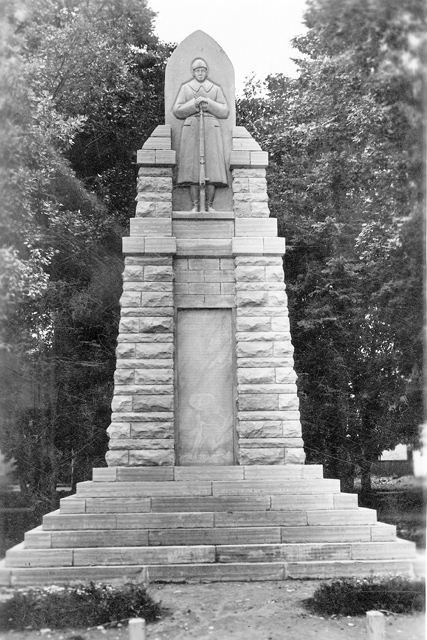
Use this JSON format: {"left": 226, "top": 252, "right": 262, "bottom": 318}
{"left": 1, "top": 580, "right": 424, "bottom": 640}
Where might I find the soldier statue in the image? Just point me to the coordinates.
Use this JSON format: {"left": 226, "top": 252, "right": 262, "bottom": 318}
{"left": 173, "top": 58, "right": 229, "bottom": 212}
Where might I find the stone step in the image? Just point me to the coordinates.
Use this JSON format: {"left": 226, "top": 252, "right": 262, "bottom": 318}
{"left": 60, "top": 492, "right": 358, "bottom": 514}
{"left": 91, "top": 465, "right": 325, "bottom": 483}
{"left": 5, "top": 542, "right": 216, "bottom": 568}
{"left": 43, "top": 508, "right": 376, "bottom": 533}
{"left": 26, "top": 521, "right": 392, "bottom": 549}
{"left": 7, "top": 539, "right": 416, "bottom": 568}
{"left": 75, "top": 478, "right": 341, "bottom": 498}
{"left": 0, "top": 558, "right": 416, "bottom": 587}
{"left": 215, "top": 539, "right": 416, "bottom": 563}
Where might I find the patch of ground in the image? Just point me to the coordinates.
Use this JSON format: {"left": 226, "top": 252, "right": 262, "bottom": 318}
{"left": 1, "top": 580, "right": 424, "bottom": 640}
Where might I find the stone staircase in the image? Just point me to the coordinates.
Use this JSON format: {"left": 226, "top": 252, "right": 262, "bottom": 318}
{"left": 0, "top": 465, "right": 418, "bottom": 586}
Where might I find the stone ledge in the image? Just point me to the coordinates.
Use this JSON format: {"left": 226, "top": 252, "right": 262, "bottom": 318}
{"left": 122, "top": 237, "right": 177, "bottom": 255}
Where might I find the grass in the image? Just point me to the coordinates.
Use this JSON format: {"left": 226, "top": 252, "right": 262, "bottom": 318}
{"left": 304, "top": 576, "right": 425, "bottom": 616}
{"left": 0, "top": 582, "right": 163, "bottom": 631}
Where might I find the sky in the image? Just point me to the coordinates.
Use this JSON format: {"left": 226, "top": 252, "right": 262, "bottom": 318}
{"left": 148, "top": 0, "right": 308, "bottom": 94}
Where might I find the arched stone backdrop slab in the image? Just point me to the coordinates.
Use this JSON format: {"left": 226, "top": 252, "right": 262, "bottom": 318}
{"left": 165, "top": 30, "right": 235, "bottom": 211}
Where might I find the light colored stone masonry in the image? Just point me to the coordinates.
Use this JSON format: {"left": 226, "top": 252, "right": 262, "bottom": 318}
{"left": 106, "top": 124, "right": 305, "bottom": 466}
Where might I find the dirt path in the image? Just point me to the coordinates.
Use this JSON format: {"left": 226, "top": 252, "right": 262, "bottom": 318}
{"left": 1, "top": 580, "right": 424, "bottom": 640}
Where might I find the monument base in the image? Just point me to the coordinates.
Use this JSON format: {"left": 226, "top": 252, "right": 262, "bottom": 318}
{"left": 0, "top": 465, "right": 418, "bottom": 586}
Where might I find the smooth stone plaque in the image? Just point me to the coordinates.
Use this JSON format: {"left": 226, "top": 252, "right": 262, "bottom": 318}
{"left": 177, "top": 309, "right": 235, "bottom": 465}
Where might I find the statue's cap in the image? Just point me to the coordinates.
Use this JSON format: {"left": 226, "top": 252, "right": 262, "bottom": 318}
{"left": 192, "top": 58, "right": 208, "bottom": 71}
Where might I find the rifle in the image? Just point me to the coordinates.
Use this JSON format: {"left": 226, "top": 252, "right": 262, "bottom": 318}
{"left": 198, "top": 102, "right": 206, "bottom": 212}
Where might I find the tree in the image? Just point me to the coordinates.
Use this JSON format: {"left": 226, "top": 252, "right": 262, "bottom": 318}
{"left": 237, "top": 0, "right": 424, "bottom": 494}
{"left": 0, "top": 0, "right": 173, "bottom": 521}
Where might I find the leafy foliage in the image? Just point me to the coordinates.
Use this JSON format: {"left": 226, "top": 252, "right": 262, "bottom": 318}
{"left": 0, "top": 582, "right": 163, "bottom": 630}
{"left": 237, "top": 0, "right": 425, "bottom": 493}
{"left": 0, "top": 0, "right": 172, "bottom": 516}
{"left": 305, "top": 576, "right": 425, "bottom": 616}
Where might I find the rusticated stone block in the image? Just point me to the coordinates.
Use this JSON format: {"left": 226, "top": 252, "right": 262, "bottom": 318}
{"left": 238, "top": 421, "right": 282, "bottom": 438}
{"left": 232, "top": 178, "right": 249, "bottom": 192}
{"left": 139, "top": 292, "right": 173, "bottom": 307}
{"left": 268, "top": 291, "right": 287, "bottom": 306}
{"left": 112, "top": 412, "right": 174, "bottom": 422}
{"left": 117, "top": 358, "right": 173, "bottom": 369}
{"left": 120, "top": 292, "right": 141, "bottom": 307}
{"left": 107, "top": 424, "right": 131, "bottom": 439}
{"left": 115, "top": 384, "right": 173, "bottom": 395}
{"left": 118, "top": 332, "right": 173, "bottom": 343}
{"left": 279, "top": 394, "right": 300, "bottom": 410}
{"left": 138, "top": 166, "right": 172, "bottom": 177}
{"left": 128, "top": 450, "right": 174, "bottom": 466}
{"left": 239, "top": 438, "right": 292, "bottom": 449}
{"left": 122, "top": 281, "right": 173, "bottom": 292}
{"left": 238, "top": 356, "right": 294, "bottom": 368}
{"left": 271, "top": 317, "right": 290, "bottom": 332}
{"left": 132, "top": 395, "right": 174, "bottom": 412}
{"left": 106, "top": 450, "right": 129, "bottom": 466}
{"left": 134, "top": 369, "right": 173, "bottom": 385}
{"left": 116, "top": 343, "right": 135, "bottom": 358}
{"left": 237, "top": 317, "right": 271, "bottom": 332}
{"left": 235, "top": 256, "right": 279, "bottom": 267}
{"left": 235, "top": 266, "right": 265, "bottom": 282}
{"left": 237, "top": 331, "right": 288, "bottom": 343}
{"left": 134, "top": 343, "right": 174, "bottom": 359}
{"left": 137, "top": 177, "right": 172, "bottom": 192}
{"left": 238, "top": 394, "right": 279, "bottom": 411}
{"left": 238, "top": 383, "right": 295, "bottom": 395}
{"left": 282, "top": 421, "right": 302, "bottom": 438}
{"left": 114, "top": 369, "right": 135, "bottom": 385}
{"left": 135, "top": 191, "right": 172, "bottom": 202}
{"left": 144, "top": 266, "right": 173, "bottom": 281}
{"left": 238, "top": 410, "right": 300, "bottom": 422}
{"left": 248, "top": 178, "right": 267, "bottom": 193}
{"left": 123, "top": 266, "right": 145, "bottom": 280}
{"left": 284, "top": 448, "right": 306, "bottom": 464}
{"left": 119, "top": 317, "right": 139, "bottom": 333}
{"left": 139, "top": 317, "right": 173, "bottom": 333}
{"left": 236, "top": 343, "right": 273, "bottom": 358}
{"left": 239, "top": 448, "right": 285, "bottom": 465}
{"left": 236, "top": 292, "right": 268, "bottom": 307}
{"left": 236, "top": 282, "right": 284, "bottom": 291}
{"left": 111, "top": 396, "right": 133, "bottom": 412}
{"left": 130, "top": 422, "right": 174, "bottom": 439}
{"left": 273, "top": 341, "right": 294, "bottom": 358}
{"left": 237, "top": 368, "right": 275, "bottom": 384}
{"left": 265, "top": 266, "right": 284, "bottom": 282}
{"left": 275, "top": 367, "right": 297, "bottom": 384}
{"left": 232, "top": 168, "right": 266, "bottom": 179}
{"left": 109, "top": 438, "right": 174, "bottom": 450}
{"left": 121, "top": 307, "right": 173, "bottom": 317}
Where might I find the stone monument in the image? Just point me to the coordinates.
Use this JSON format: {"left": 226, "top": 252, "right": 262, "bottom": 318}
{"left": 106, "top": 30, "right": 304, "bottom": 469}
{"left": 0, "top": 32, "right": 418, "bottom": 585}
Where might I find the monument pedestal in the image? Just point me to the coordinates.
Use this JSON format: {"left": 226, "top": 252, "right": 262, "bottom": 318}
{"left": 1, "top": 465, "right": 417, "bottom": 585}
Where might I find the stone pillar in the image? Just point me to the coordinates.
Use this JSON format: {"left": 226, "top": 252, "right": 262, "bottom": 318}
{"left": 231, "top": 127, "right": 305, "bottom": 465}
{"left": 106, "top": 126, "right": 177, "bottom": 467}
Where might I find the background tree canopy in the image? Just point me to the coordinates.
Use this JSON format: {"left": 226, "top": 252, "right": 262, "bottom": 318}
{"left": 0, "top": 0, "right": 173, "bottom": 523}
{"left": 237, "top": 0, "right": 424, "bottom": 494}
{"left": 0, "top": 0, "right": 424, "bottom": 532}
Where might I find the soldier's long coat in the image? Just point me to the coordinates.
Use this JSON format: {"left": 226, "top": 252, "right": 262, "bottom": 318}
{"left": 173, "top": 79, "right": 229, "bottom": 186}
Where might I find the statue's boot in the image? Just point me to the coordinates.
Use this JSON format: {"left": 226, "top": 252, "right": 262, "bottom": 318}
{"left": 190, "top": 185, "right": 199, "bottom": 212}
{"left": 207, "top": 184, "right": 216, "bottom": 212}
